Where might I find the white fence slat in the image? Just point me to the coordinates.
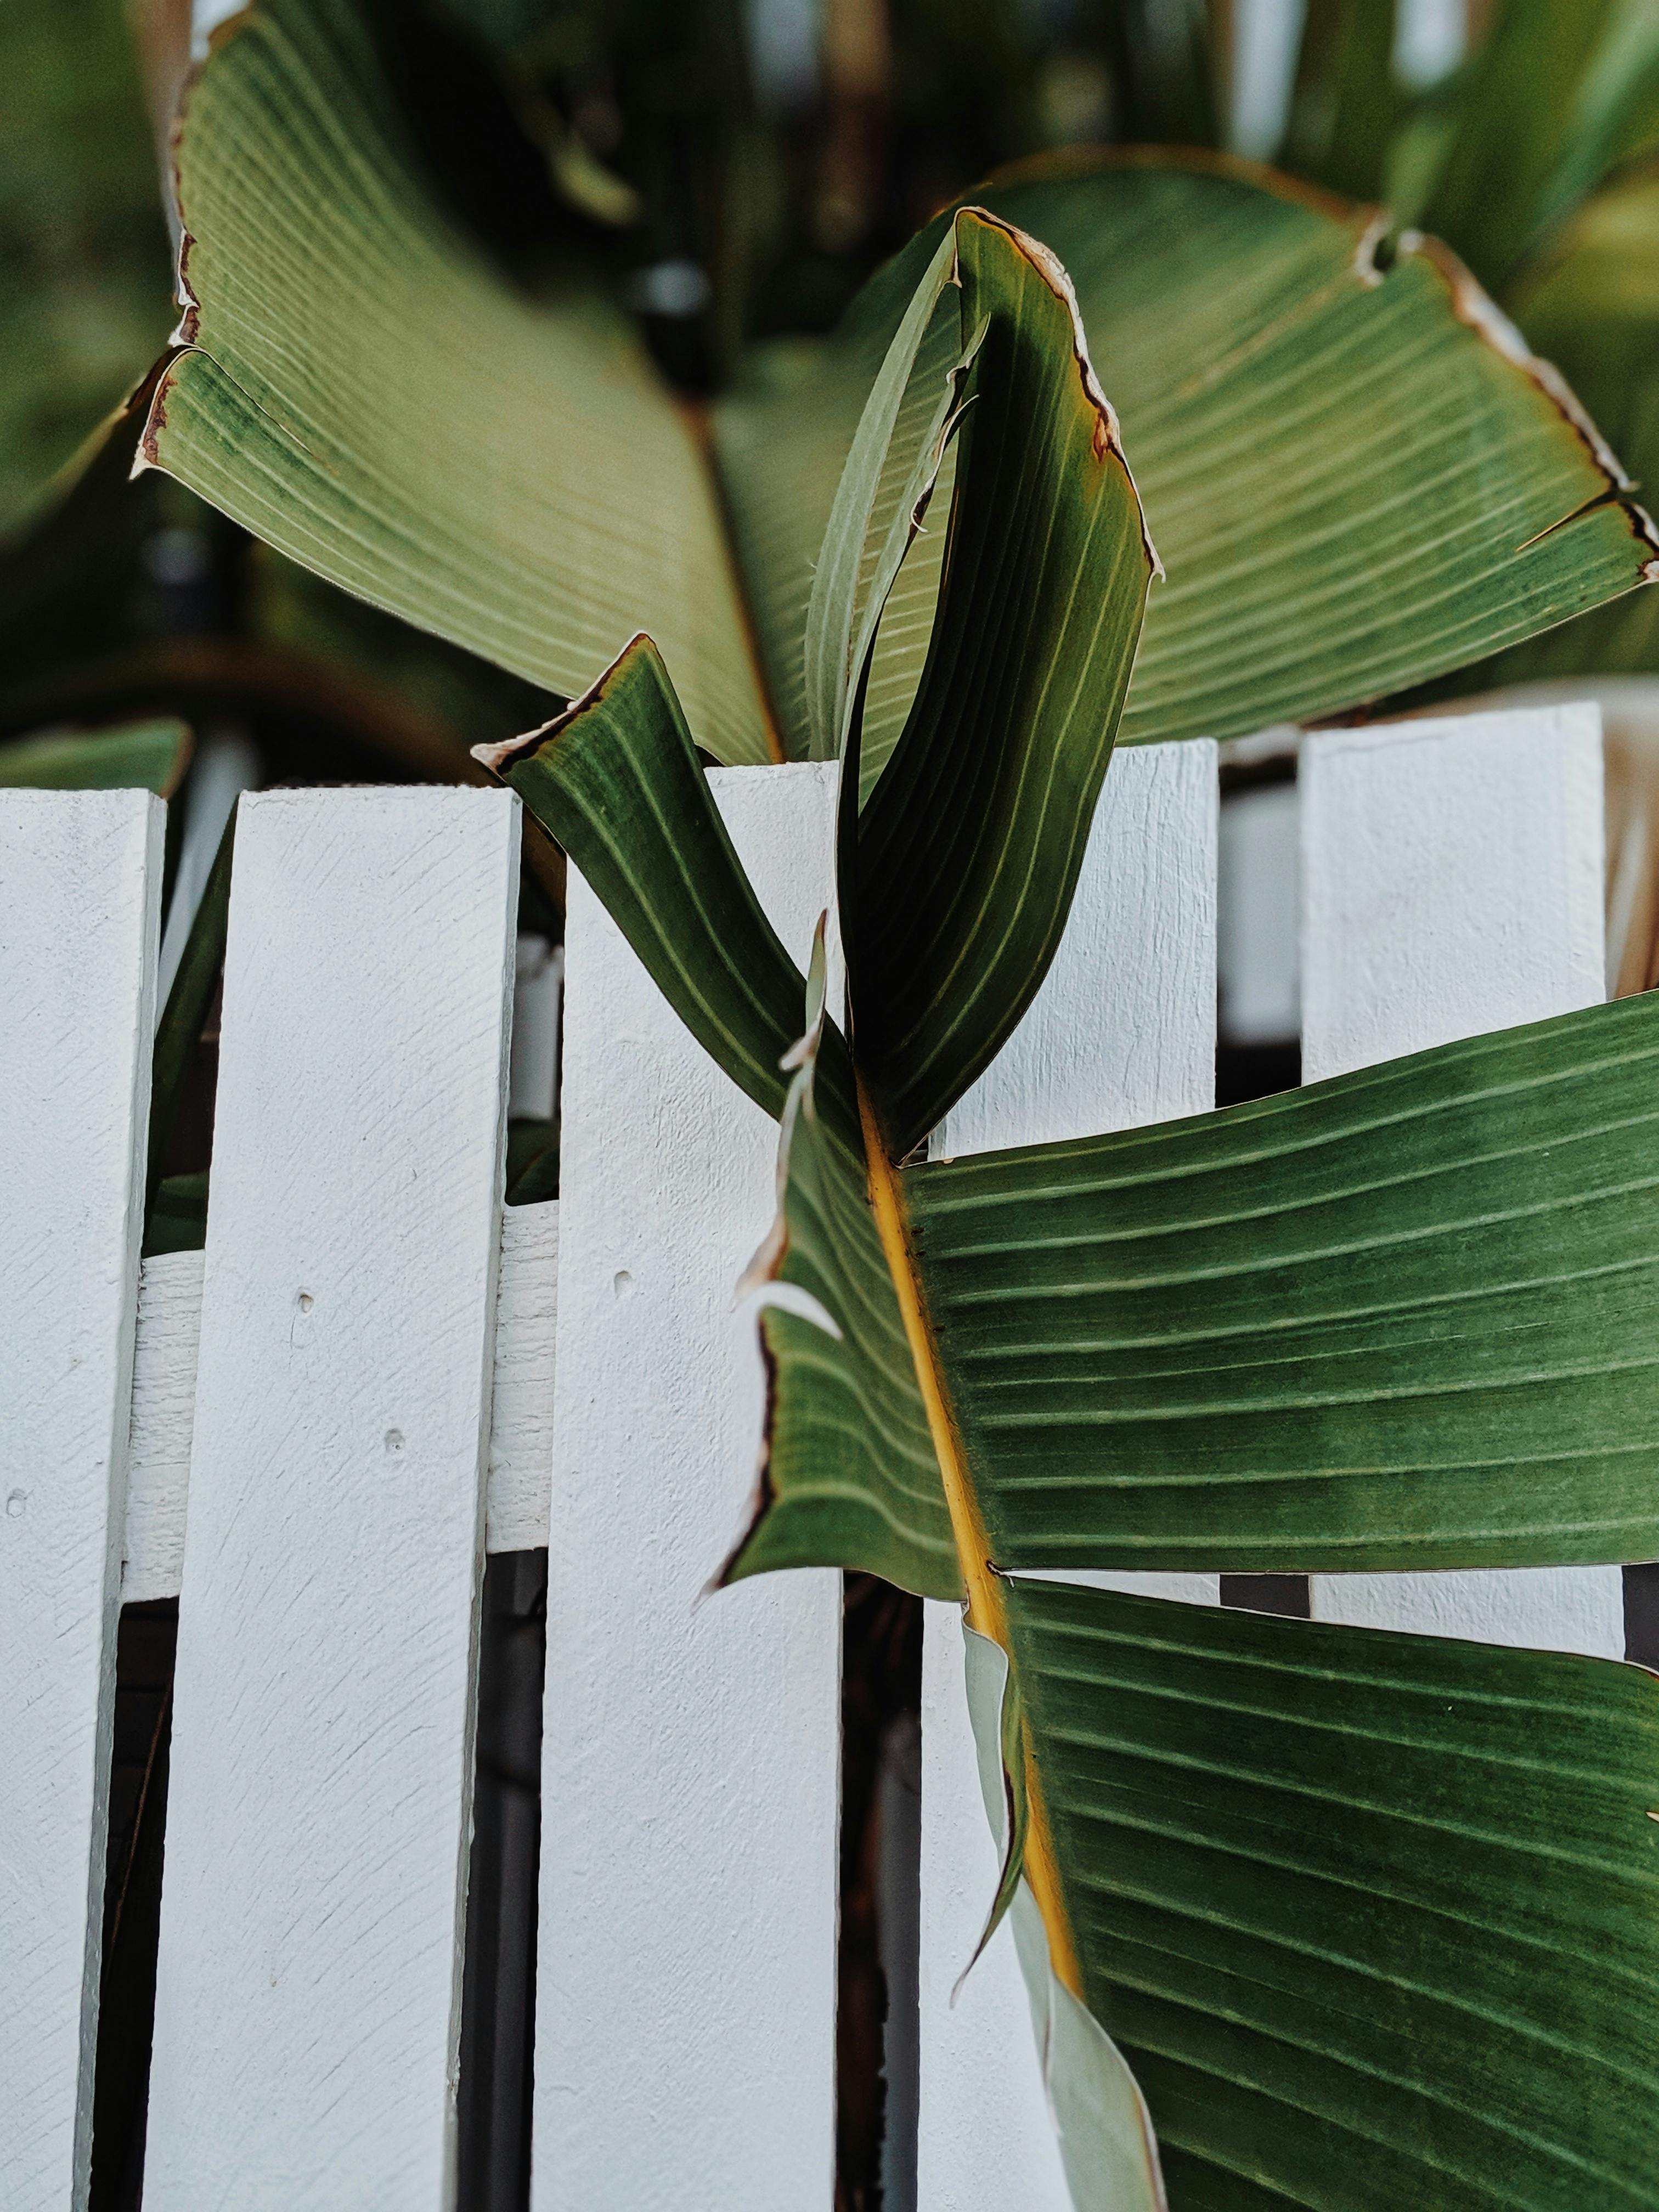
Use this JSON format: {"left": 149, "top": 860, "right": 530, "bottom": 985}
{"left": 143, "top": 787, "right": 520, "bottom": 2209}
{"left": 531, "top": 762, "right": 842, "bottom": 2211}
{"left": 2, "top": 789, "right": 162, "bottom": 2212}
{"left": 919, "top": 742, "right": 1220, "bottom": 2211}
{"left": 122, "top": 1203, "right": 560, "bottom": 1594}
{"left": 1302, "top": 707, "right": 1623, "bottom": 1656}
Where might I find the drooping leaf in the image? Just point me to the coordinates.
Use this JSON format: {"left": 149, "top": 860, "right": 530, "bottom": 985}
{"left": 478, "top": 633, "right": 860, "bottom": 1155}
{"left": 716, "top": 154, "right": 1658, "bottom": 760}
{"left": 907, "top": 988, "right": 1659, "bottom": 1576}
{"left": 1418, "top": 0, "right": 1659, "bottom": 294}
{"left": 840, "top": 210, "right": 1156, "bottom": 1162}
{"left": 0, "top": 717, "right": 190, "bottom": 793}
{"left": 139, "top": 0, "right": 772, "bottom": 765}
{"left": 1004, "top": 1577, "right": 1659, "bottom": 2209}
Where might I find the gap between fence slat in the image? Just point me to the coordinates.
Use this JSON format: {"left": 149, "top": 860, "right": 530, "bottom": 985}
{"left": 1301, "top": 706, "right": 1624, "bottom": 1657}
{"left": 918, "top": 742, "right": 1220, "bottom": 2212}
{"left": 1, "top": 790, "right": 162, "bottom": 2212}
{"left": 143, "top": 787, "right": 520, "bottom": 2208}
{"left": 529, "top": 763, "right": 841, "bottom": 2212}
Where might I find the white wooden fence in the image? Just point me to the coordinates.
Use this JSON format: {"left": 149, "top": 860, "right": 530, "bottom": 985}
{"left": 0, "top": 700, "right": 1632, "bottom": 2209}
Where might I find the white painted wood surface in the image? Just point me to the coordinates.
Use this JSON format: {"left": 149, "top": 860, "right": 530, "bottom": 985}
{"left": 919, "top": 743, "right": 1220, "bottom": 2212}
{"left": 531, "top": 762, "right": 842, "bottom": 2211}
{"left": 121, "top": 1200, "right": 559, "bottom": 1597}
{"left": 1302, "top": 707, "right": 1624, "bottom": 1657}
{"left": 2, "top": 789, "right": 162, "bottom": 2212}
{"left": 143, "top": 788, "right": 520, "bottom": 2210}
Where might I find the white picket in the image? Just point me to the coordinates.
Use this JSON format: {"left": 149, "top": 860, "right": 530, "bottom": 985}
{"left": 143, "top": 787, "right": 520, "bottom": 2209}
{"left": 1302, "top": 706, "right": 1624, "bottom": 1656}
{"left": 1, "top": 789, "right": 162, "bottom": 2212}
{"left": 530, "top": 761, "right": 842, "bottom": 2211}
{"left": 918, "top": 742, "right": 1220, "bottom": 2211}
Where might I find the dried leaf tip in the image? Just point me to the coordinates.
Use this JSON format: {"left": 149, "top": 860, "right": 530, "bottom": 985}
{"left": 960, "top": 209, "right": 1162, "bottom": 581}
{"left": 1402, "top": 230, "right": 1647, "bottom": 506}
{"left": 472, "top": 634, "right": 648, "bottom": 776}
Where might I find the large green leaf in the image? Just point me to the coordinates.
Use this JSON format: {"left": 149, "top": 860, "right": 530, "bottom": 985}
{"left": 907, "top": 989, "right": 1659, "bottom": 1576}
{"left": 478, "top": 163, "right": 1659, "bottom": 2206}
{"left": 717, "top": 153, "right": 1658, "bottom": 761}
{"left": 1005, "top": 1578, "right": 1659, "bottom": 2210}
{"left": 140, "top": 0, "right": 771, "bottom": 765}
{"left": 0, "top": 717, "right": 189, "bottom": 793}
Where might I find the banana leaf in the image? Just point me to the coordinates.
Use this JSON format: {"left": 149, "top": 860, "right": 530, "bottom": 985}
{"left": 486, "top": 200, "right": 1659, "bottom": 2204}
{"left": 137, "top": 1, "right": 1657, "bottom": 776}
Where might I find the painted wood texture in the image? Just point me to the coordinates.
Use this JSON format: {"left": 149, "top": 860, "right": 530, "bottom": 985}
{"left": 121, "top": 1201, "right": 559, "bottom": 1596}
{"left": 531, "top": 763, "right": 842, "bottom": 2211}
{"left": 1302, "top": 707, "right": 1624, "bottom": 1656}
{"left": 921, "top": 743, "right": 1220, "bottom": 2211}
{"left": 143, "top": 788, "right": 520, "bottom": 2209}
{"left": 1, "top": 790, "right": 162, "bottom": 2212}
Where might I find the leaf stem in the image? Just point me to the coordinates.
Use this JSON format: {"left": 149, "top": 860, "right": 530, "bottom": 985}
{"left": 856, "top": 1076, "right": 1084, "bottom": 1998}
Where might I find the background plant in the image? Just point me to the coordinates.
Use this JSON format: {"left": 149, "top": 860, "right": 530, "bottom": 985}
{"left": 13, "top": 3, "right": 1659, "bottom": 2205}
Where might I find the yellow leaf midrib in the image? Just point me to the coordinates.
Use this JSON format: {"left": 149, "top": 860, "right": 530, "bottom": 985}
{"left": 857, "top": 1076, "right": 1084, "bottom": 2000}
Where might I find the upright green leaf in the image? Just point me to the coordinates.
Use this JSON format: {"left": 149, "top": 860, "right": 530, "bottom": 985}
{"left": 0, "top": 718, "right": 189, "bottom": 793}
{"left": 717, "top": 155, "right": 1658, "bottom": 759}
{"left": 1005, "top": 1579, "right": 1659, "bottom": 2209}
{"left": 140, "top": 0, "right": 771, "bottom": 764}
{"left": 842, "top": 211, "right": 1156, "bottom": 1161}
{"left": 800, "top": 223, "right": 964, "bottom": 768}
